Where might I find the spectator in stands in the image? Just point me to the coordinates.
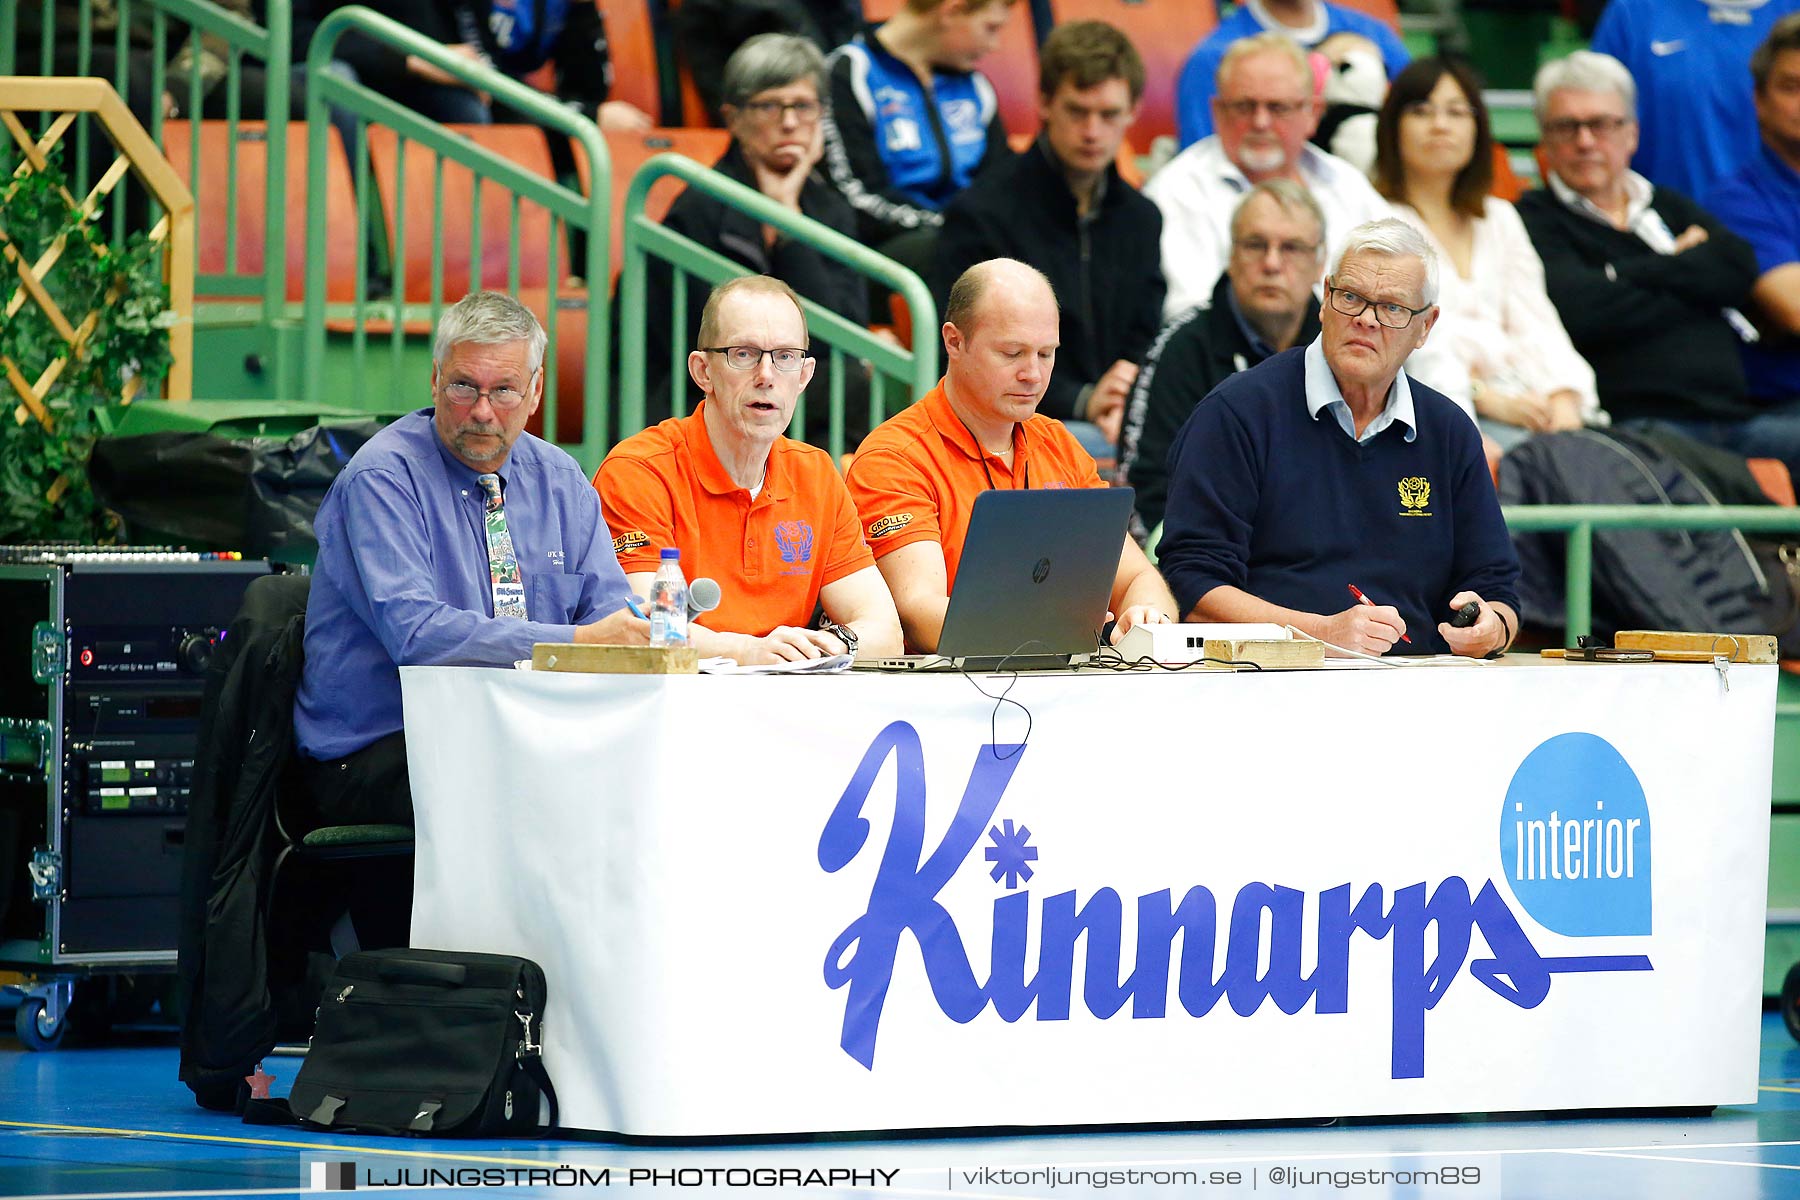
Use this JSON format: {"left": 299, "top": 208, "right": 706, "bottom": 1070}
{"left": 641, "top": 34, "right": 868, "bottom": 435}
{"left": 1517, "top": 53, "right": 1799, "bottom": 474}
{"left": 1590, "top": 0, "right": 1800, "bottom": 200}
{"left": 845, "top": 259, "right": 1176, "bottom": 652}
{"left": 674, "top": 0, "right": 865, "bottom": 123}
{"left": 1374, "top": 57, "right": 1599, "bottom": 450}
{"left": 1708, "top": 15, "right": 1800, "bottom": 432}
{"left": 1146, "top": 33, "right": 1391, "bottom": 319}
{"left": 294, "top": 292, "right": 644, "bottom": 825}
{"left": 328, "top": 0, "right": 653, "bottom": 130}
{"left": 931, "top": 20, "right": 1164, "bottom": 454}
{"left": 595, "top": 277, "right": 902, "bottom": 664}
{"left": 1158, "top": 219, "right": 1520, "bottom": 659}
{"left": 1120, "top": 181, "right": 1326, "bottom": 538}
{"left": 820, "top": 0, "right": 1015, "bottom": 267}
{"left": 1175, "top": 0, "right": 1409, "bottom": 149}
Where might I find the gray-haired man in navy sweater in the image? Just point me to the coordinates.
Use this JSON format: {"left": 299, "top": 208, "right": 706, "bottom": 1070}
{"left": 1158, "top": 219, "right": 1521, "bottom": 657}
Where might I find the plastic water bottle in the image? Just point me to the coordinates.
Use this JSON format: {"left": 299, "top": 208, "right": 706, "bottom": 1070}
{"left": 648, "top": 548, "right": 690, "bottom": 648}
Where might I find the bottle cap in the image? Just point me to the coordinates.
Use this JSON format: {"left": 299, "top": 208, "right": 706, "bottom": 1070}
{"left": 660, "top": 548, "right": 680, "bottom": 560}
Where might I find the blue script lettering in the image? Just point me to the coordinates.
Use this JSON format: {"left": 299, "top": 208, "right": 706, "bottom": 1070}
{"left": 819, "top": 723, "right": 1654, "bottom": 1078}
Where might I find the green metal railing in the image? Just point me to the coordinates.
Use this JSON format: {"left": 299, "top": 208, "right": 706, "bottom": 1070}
{"left": 2, "top": 0, "right": 289, "bottom": 317}
{"left": 1501, "top": 504, "right": 1800, "bottom": 641}
{"left": 301, "top": 7, "right": 612, "bottom": 466}
{"left": 618, "top": 154, "right": 939, "bottom": 463}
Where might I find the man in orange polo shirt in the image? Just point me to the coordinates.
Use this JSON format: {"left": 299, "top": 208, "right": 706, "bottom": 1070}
{"left": 594, "top": 276, "right": 903, "bottom": 664}
{"left": 846, "top": 257, "right": 1176, "bottom": 652}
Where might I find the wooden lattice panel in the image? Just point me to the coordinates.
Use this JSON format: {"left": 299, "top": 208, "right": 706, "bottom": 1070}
{"left": 0, "top": 76, "right": 194, "bottom": 429}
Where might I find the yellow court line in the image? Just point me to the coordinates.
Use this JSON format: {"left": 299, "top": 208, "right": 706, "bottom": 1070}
{"left": 1761, "top": 1085, "right": 1800, "bottom": 1094}
{"left": 0, "top": 1118, "right": 612, "bottom": 1168}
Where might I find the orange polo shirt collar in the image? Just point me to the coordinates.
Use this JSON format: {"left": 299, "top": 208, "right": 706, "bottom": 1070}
{"left": 922, "top": 382, "right": 1031, "bottom": 487}
{"left": 684, "top": 403, "right": 792, "bottom": 504}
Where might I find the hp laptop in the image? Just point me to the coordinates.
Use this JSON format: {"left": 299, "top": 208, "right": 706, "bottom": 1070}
{"left": 861, "top": 487, "right": 1135, "bottom": 671}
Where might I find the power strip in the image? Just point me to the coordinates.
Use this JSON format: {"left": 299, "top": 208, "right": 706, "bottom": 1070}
{"left": 1114, "top": 623, "right": 1292, "bottom": 664}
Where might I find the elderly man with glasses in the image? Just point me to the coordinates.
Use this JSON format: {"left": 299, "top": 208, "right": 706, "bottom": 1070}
{"left": 294, "top": 291, "right": 646, "bottom": 826}
{"left": 1158, "top": 219, "right": 1521, "bottom": 659}
{"left": 1120, "top": 180, "right": 1327, "bottom": 538}
{"left": 1146, "top": 32, "right": 1392, "bottom": 319}
{"left": 595, "top": 276, "right": 903, "bottom": 665}
{"left": 1517, "top": 51, "right": 1795, "bottom": 474}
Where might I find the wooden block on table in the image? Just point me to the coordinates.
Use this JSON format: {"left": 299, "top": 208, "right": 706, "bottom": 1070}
{"left": 1611, "top": 630, "right": 1777, "bottom": 663}
{"left": 532, "top": 643, "right": 699, "bottom": 674}
{"left": 1201, "top": 638, "right": 1326, "bottom": 669}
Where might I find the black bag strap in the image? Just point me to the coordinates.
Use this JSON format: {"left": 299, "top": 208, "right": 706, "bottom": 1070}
{"left": 521, "top": 1052, "right": 559, "bottom": 1128}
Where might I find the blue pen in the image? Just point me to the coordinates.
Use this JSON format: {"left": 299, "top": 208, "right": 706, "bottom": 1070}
{"left": 624, "top": 595, "right": 647, "bottom": 620}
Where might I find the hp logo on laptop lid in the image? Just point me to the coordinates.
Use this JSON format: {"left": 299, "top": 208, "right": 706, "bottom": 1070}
{"left": 1032, "top": 558, "right": 1052, "bottom": 584}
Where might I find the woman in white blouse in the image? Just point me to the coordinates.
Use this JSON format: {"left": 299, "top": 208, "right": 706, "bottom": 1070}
{"left": 1372, "top": 57, "right": 1603, "bottom": 450}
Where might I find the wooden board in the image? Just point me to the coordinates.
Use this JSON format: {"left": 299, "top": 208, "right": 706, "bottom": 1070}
{"left": 532, "top": 643, "right": 699, "bottom": 674}
{"left": 1612, "top": 630, "right": 1777, "bottom": 663}
{"left": 1202, "top": 638, "right": 1326, "bottom": 670}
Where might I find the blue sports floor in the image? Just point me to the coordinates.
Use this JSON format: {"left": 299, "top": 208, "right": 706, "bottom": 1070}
{"left": 3, "top": 1011, "right": 1799, "bottom": 1199}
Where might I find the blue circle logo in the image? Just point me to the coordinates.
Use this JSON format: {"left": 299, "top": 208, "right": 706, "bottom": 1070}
{"left": 1499, "top": 733, "right": 1652, "bottom": 937}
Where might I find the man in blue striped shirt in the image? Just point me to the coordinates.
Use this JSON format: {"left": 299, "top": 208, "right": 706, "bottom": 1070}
{"left": 294, "top": 292, "right": 644, "bottom": 826}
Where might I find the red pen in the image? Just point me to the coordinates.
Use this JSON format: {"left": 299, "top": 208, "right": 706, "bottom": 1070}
{"left": 1347, "top": 583, "right": 1412, "bottom": 644}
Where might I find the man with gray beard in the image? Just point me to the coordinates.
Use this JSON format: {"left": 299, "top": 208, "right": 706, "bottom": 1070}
{"left": 294, "top": 291, "right": 645, "bottom": 827}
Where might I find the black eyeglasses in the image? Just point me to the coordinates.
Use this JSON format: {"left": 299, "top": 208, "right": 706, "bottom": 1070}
{"left": 741, "top": 99, "right": 822, "bottom": 122}
{"left": 1325, "top": 284, "right": 1431, "bottom": 329}
{"left": 702, "top": 346, "right": 809, "bottom": 372}
{"left": 1541, "top": 114, "right": 1631, "bottom": 142}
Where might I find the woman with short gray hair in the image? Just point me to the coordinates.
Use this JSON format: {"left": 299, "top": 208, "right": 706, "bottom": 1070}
{"left": 641, "top": 33, "right": 869, "bottom": 443}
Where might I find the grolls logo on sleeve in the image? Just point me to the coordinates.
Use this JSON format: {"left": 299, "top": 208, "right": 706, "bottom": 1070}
{"left": 611, "top": 530, "right": 651, "bottom": 554}
{"left": 867, "top": 514, "right": 913, "bottom": 541}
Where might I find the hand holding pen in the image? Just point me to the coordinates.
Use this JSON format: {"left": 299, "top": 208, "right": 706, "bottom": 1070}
{"left": 1332, "top": 584, "right": 1409, "bottom": 654}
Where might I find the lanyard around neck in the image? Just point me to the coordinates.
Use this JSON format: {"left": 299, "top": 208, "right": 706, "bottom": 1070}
{"left": 956, "top": 412, "right": 1029, "bottom": 490}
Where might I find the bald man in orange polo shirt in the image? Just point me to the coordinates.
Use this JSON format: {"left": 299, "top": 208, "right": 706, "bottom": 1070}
{"left": 595, "top": 276, "right": 902, "bottom": 664}
{"left": 846, "top": 258, "right": 1176, "bottom": 653}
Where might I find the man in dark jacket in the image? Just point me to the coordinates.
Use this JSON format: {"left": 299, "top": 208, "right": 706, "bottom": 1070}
{"left": 641, "top": 34, "right": 870, "bottom": 444}
{"left": 931, "top": 20, "right": 1164, "bottom": 452}
{"left": 1120, "top": 180, "right": 1326, "bottom": 536}
{"left": 1518, "top": 51, "right": 1800, "bottom": 475}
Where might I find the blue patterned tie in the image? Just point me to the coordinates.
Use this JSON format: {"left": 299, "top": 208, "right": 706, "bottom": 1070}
{"left": 475, "top": 473, "right": 527, "bottom": 620}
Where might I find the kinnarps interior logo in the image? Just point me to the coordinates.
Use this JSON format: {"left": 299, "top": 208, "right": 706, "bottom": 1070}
{"left": 817, "top": 723, "right": 1654, "bottom": 1082}
{"left": 309, "top": 1162, "right": 356, "bottom": 1191}
{"left": 1500, "top": 732, "right": 1652, "bottom": 936}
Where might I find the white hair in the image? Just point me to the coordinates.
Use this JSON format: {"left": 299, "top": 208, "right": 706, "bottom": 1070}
{"left": 433, "top": 291, "right": 547, "bottom": 374}
{"left": 1532, "top": 50, "right": 1637, "bottom": 122}
{"left": 1329, "top": 218, "right": 1439, "bottom": 307}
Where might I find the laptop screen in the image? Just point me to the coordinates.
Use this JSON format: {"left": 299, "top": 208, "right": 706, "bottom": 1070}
{"left": 936, "top": 487, "right": 1135, "bottom": 662}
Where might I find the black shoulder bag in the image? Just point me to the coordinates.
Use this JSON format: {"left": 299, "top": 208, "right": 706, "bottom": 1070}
{"left": 245, "top": 949, "right": 557, "bottom": 1136}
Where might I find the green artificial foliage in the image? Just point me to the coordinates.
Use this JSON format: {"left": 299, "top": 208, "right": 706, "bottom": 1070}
{"left": 0, "top": 149, "right": 174, "bottom": 543}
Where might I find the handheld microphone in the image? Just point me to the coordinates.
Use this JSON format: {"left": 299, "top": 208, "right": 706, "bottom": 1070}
{"left": 687, "top": 577, "right": 721, "bottom": 616}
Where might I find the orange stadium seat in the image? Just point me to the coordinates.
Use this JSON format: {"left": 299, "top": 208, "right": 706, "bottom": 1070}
{"left": 597, "top": 0, "right": 664, "bottom": 119}
{"left": 160, "top": 120, "right": 359, "bottom": 302}
{"left": 863, "top": 0, "right": 1043, "bottom": 137}
{"left": 1047, "top": 0, "right": 1218, "bottom": 152}
{"left": 364, "top": 123, "right": 562, "bottom": 302}
{"left": 1489, "top": 142, "right": 1524, "bottom": 203}
{"left": 571, "top": 126, "right": 732, "bottom": 284}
